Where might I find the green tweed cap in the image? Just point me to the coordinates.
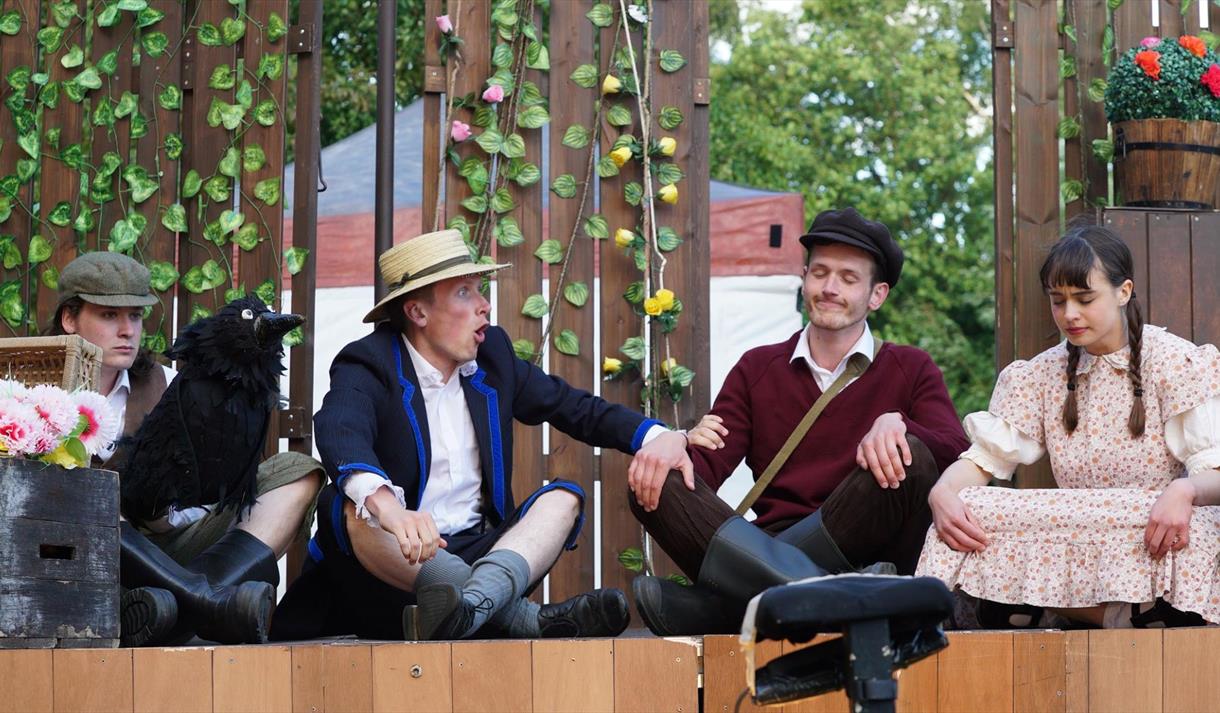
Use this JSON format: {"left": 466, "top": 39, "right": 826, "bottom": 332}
{"left": 58, "top": 252, "right": 158, "bottom": 308}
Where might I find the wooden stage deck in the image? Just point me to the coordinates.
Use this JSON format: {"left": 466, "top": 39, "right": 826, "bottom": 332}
{"left": 2, "top": 628, "right": 1218, "bottom": 712}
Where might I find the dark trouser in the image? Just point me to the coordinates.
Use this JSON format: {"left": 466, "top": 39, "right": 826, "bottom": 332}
{"left": 631, "top": 435, "right": 938, "bottom": 577}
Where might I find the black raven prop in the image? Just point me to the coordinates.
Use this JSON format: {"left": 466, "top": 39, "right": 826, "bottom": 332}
{"left": 115, "top": 296, "right": 304, "bottom": 522}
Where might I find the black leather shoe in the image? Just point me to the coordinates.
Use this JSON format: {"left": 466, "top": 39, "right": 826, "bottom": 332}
{"left": 539, "top": 588, "right": 630, "bottom": 638}
{"left": 120, "top": 587, "right": 178, "bottom": 647}
{"left": 633, "top": 576, "right": 742, "bottom": 636}
{"left": 403, "top": 583, "right": 487, "bottom": 641}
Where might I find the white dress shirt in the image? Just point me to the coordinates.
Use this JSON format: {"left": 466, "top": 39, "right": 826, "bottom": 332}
{"left": 789, "top": 322, "right": 876, "bottom": 391}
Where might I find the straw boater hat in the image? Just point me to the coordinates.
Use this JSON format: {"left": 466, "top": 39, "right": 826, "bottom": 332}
{"left": 363, "top": 229, "right": 510, "bottom": 323}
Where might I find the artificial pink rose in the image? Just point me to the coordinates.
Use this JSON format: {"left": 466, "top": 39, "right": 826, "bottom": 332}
{"left": 435, "top": 15, "right": 453, "bottom": 34}
{"left": 482, "top": 84, "right": 505, "bottom": 104}
{"left": 451, "top": 120, "right": 472, "bottom": 142}
{"left": 1140, "top": 36, "right": 1161, "bottom": 48}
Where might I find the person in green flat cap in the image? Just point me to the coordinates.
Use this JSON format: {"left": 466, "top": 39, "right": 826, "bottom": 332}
{"left": 49, "top": 250, "right": 325, "bottom": 647}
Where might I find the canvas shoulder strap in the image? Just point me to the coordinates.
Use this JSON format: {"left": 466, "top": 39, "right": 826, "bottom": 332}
{"left": 734, "top": 340, "right": 884, "bottom": 516}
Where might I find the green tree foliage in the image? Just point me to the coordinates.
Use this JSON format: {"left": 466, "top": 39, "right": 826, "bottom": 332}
{"left": 710, "top": 0, "right": 995, "bottom": 415}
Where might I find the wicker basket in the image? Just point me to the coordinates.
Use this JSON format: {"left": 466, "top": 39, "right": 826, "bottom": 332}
{"left": 0, "top": 336, "right": 102, "bottom": 392}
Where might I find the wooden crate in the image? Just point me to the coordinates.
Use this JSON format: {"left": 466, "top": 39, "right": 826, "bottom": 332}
{"left": 0, "top": 457, "right": 119, "bottom": 648}
{"left": 0, "top": 336, "right": 102, "bottom": 392}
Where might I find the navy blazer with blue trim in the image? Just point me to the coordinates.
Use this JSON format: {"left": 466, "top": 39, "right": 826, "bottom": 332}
{"left": 314, "top": 323, "right": 663, "bottom": 527}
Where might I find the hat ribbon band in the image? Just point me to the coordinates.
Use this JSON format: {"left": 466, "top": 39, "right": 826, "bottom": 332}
{"left": 387, "top": 254, "right": 475, "bottom": 292}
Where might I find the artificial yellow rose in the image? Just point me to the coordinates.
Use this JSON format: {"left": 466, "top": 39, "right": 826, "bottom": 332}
{"left": 654, "top": 288, "right": 675, "bottom": 311}
{"left": 643, "top": 297, "right": 663, "bottom": 316}
{"left": 42, "top": 442, "right": 82, "bottom": 469}
{"left": 658, "top": 137, "right": 676, "bottom": 156}
{"left": 602, "top": 357, "right": 623, "bottom": 375}
{"left": 602, "top": 74, "right": 623, "bottom": 95}
{"left": 658, "top": 184, "right": 678, "bottom": 204}
{"left": 609, "top": 146, "right": 632, "bottom": 167}
{"left": 660, "top": 357, "right": 677, "bottom": 376}
{"left": 615, "top": 228, "right": 635, "bottom": 248}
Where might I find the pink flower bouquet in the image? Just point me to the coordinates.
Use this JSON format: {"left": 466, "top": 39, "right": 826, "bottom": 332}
{"left": 0, "top": 380, "right": 118, "bottom": 468}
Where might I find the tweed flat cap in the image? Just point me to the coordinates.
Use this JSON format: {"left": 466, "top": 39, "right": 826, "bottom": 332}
{"left": 58, "top": 252, "right": 158, "bottom": 308}
{"left": 798, "top": 207, "right": 904, "bottom": 286}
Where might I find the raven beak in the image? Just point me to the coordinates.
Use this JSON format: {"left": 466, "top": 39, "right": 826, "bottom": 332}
{"left": 255, "top": 312, "right": 305, "bottom": 346}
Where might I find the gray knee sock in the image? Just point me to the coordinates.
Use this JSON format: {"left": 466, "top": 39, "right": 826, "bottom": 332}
{"left": 460, "top": 549, "right": 531, "bottom": 635}
{"left": 487, "top": 596, "right": 541, "bottom": 638}
{"left": 415, "top": 550, "right": 472, "bottom": 591}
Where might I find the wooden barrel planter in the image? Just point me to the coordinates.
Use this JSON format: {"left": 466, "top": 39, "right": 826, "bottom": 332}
{"left": 1114, "top": 118, "right": 1220, "bottom": 209}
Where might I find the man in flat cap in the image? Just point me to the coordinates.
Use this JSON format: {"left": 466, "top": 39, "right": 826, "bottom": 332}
{"left": 271, "top": 229, "right": 693, "bottom": 641}
{"left": 628, "top": 207, "right": 969, "bottom": 635}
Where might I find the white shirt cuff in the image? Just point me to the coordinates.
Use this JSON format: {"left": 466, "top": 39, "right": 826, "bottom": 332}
{"left": 141, "top": 505, "right": 211, "bottom": 534}
{"left": 640, "top": 424, "right": 671, "bottom": 447}
{"left": 960, "top": 443, "right": 1016, "bottom": 481}
{"left": 343, "top": 471, "right": 406, "bottom": 528}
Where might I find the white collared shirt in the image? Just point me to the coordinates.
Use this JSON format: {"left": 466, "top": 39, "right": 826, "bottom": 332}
{"left": 790, "top": 322, "right": 875, "bottom": 392}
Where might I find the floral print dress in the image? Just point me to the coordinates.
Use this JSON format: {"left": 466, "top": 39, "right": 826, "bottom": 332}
{"left": 917, "top": 326, "right": 1220, "bottom": 623}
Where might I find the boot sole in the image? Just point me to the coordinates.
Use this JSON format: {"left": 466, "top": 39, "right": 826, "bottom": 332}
{"left": 403, "top": 584, "right": 465, "bottom": 641}
{"left": 631, "top": 577, "right": 673, "bottom": 637}
{"left": 235, "top": 581, "right": 275, "bottom": 644}
{"left": 121, "top": 588, "right": 178, "bottom": 648}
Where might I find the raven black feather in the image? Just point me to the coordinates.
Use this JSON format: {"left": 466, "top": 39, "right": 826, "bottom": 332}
{"left": 115, "top": 296, "right": 304, "bottom": 522}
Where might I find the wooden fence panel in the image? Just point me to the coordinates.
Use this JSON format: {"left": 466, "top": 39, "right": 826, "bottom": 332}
{"left": 0, "top": 0, "right": 38, "bottom": 338}
{"left": 1072, "top": 0, "right": 1109, "bottom": 207}
{"left": 87, "top": 4, "right": 135, "bottom": 254}
{"left": 544, "top": 0, "right": 598, "bottom": 602}
{"left": 370, "top": 642, "right": 454, "bottom": 713}
{"left": 1190, "top": 212, "right": 1220, "bottom": 346}
{"left": 531, "top": 639, "right": 614, "bottom": 713}
{"left": 451, "top": 641, "right": 533, "bottom": 713}
{"left": 936, "top": 632, "right": 1014, "bottom": 713}
{"left": 0, "top": 649, "right": 52, "bottom": 713}
{"left": 1145, "top": 212, "right": 1192, "bottom": 339}
{"left": 442, "top": 1, "right": 488, "bottom": 227}
{"left": 993, "top": 0, "right": 1015, "bottom": 370}
{"left": 52, "top": 648, "right": 134, "bottom": 713}
{"left": 1157, "top": 0, "right": 1184, "bottom": 37}
{"left": 1162, "top": 628, "right": 1220, "bottom": 713}
{"left": 211, "top": 646, "right": 293, "bottom": 713}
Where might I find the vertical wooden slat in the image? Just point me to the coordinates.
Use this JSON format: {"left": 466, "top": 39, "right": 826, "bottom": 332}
{"left": 937, "top": 632, "right": 1014, "bottom": 713}
{"left": 420, "top": 0, "right": 441, "bottom": 234}
{"left": 544, "top": 0, "right": 597, "bottom": 601}
{"left": 322, "top": 643, "right": 374, "bottom": 713}
{"left": 451, "top": 641, "right": 532, "bottom": 713}
{"left": 685, "top": 0, "right": 711, "bottom": 425}
{"left": 532, "top": 639, "right": 614, "bottom": 713}
{"left": 132, "top": 648, "right": 212, "bottom": 713}
{"left": 0, "top": 649, "right": 52, "bottom": 713}
{"left": 611, "top": 638, "right": 698, "bottom": 713}
{"left": 1157, "top": 0, "right": 1184, "bottom": 37}
{"left": 1063, "top": 4, "right": 1084, "bottom": 220}
{"left": 993, "top": 0, "right": 1015, "bottom": 370}
{"left": 370, "top": 642, "right": 454, "bottom": 713}
{"left": 0, "top": 0, "right": 38, "bottom": 337}
{"left": 895, "top": 653, "right": 938, "bottom": 713}
{"left": 1162, "top": 628, "right": 1220, "bottom": 713}
{"left": 1013, "top": 631, "right": 1066, "bottom": 713}
{"left": 52, "top": 649, "right": 134, "bottom": 713}
{"left": 598, "top": 11, "right": 647, "bottom": 605}
{"left": 1183, "top": 0, "right": 1203, "bottom": 34}
{"left": 1144, "top": 212, "right": 1192, "bottom": 339}
{"left": 290, "top": 644, "right": 325, "bottom": 713}
{"left": 35, "top": 0, "right": 87, "bottom": 332}
{"left": 1064, "top": 630, "right": 1089, "bottom": 713}
{"left": 1087, "top": 629, "right": 1162, "bottom": 713}
{"left": 134, "top": 0, "right": 184, "bottom": 349}
{"left": 1113, "top": 0, "right": 1153, "bottom": 57}
{"left": 1105, "top": 209, "right": 1149, "bottom": 312}
{"left": 1190, "top": 212, "right": 1220, "bottom": 346}
{"left": 1074, "top": 0, "right": 1110, "bottom": 207}
{"left": 701, "top": 636, "right": 781, "bottom": 713}
{"left": 211, "top": 646, "right": 293, "bottom": 713}
{"left": 86, "top": 5, "right": 134, "bottom": 253}
{"left": 441, "top": 1, "right": 489, "bottom": 225}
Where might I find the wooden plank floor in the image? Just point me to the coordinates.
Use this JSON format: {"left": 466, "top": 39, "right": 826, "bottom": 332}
{"left": 2, "top": 630, "right": 1217, "bottom": 712}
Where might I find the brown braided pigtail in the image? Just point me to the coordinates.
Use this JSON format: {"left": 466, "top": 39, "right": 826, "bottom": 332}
{"left": 1063, "top": 342, "right": 1082, "bottom": 433}
{"left": 1125, "top": 295, "right": 1146, "bottom": 437}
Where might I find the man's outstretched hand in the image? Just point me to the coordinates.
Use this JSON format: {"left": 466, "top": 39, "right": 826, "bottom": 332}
{"left": 628, "top": 430, "right": 694, "bottom": 512}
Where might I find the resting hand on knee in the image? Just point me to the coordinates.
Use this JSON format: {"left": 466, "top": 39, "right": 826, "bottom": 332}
{"left": 628, "top": 431, "right": 694, "bottom": 512}
{"left": 856, "top": 412, "right": 911, "bottom": 489}
{"left": 365, "top": 488, "right": 446, "bottom": 565}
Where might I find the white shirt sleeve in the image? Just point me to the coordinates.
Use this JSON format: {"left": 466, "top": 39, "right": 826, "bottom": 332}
{"left": 959, "top": 411, "right": 1046, "bottom": 481}
{"left": 640, "top": 424, "right": 671, "bottom": 447}
{"left": 141, "top": 505, "right": 211, "bottom": 533}
{"left": 1165, "top": 395, "right": 1220, "bottom": 477}
{"left": 343, "top": 471, "right": 407, "bottom": 528}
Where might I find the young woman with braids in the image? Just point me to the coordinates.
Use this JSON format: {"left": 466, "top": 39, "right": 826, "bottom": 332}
{"left": 918, "top": 224, "right": 1220, "bottom": 628}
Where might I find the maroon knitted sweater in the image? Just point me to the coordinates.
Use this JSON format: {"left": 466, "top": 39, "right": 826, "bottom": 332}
{"left": 692, "top": 330, "right": 969, "bottom": 527}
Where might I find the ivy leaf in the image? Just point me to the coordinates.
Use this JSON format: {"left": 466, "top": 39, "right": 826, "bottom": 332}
{"left": 624, "top": 281, "right": 645, "bottom": 304}
{"left": 117, "top": 0, "right": 148, "bottom": 10}
{"left": 525, "top": 41, "right": 549, "bottom": 70}
{"left": 564, "top": 281, "right": 589, "bottom": 307}
{"left": 550, "top": 174, "right": 577, "bottom": 199}
{"left": 0, "top": 11, "right": 21, "bottom": 35}
{"left": 534, "top": 239, "right": 563, "bottom": 264}
{"left": 267, "top": 12, "right": 287, "bottom": 42}
{"left": 158, "top": 84, "right": 181, "bottom": 110}
{"left": 51, "top": 1, "right": 75, "bottom": 27}
{"left": 198, "top": 22, "right": 222, "bottom": 46}
{"left": 253, "top": 99, "right": 277, "bottom": 126}
{"left": 472, "top": 106, "right": 497, "bottom": 129}
{"left": 189, "top": 304, "right": 212, "bottom": 322}
{"left": 1092, "top": 138, "right": 1115, "bottom": 163}
{"left": 668, "top": 364, "right": 695, "bottom": 388}
{"left": 510, "top": 160, "right": 540, "bottom": 187}
{"left": 521, "top": 293, "right": 547, "bottom": 318}
{"left": 654, "top": 163, "right": 684, "bottom": 186}
{"left": 562, "top": 124, "right": 590, "bottom": 149}
{"left": 283, "top": 327, "right": 304, "bottom": 348}
{"left": 0, "top": 236, "right": 17, "bottom": 268}
{"left": 136, "top": 7, "right": 164, "bottom": 28}
{"left": 97, "top": 50, "right": 119, "bottom": 76}
{"left": 181, "top": 267, "right": 207, "bottom": 294}
{"left": 460, "top": 194, "right": 487, "bottom": 214}
{"left": 624, "top": 182, "right": 644, "bottom": 206}
{"left": 63, "top": 79, "right": 85, "bottom": 103}
{"left": 606, "top": 104, "right": 632, "bottom": 127}
{"left": 204, "top": 175, "right": 231, "bottom": 202}
{"left": 243, "top": 145, "right": 266, "bottom": 173}
{"left": 255, "top": 280, "right": 277, "bottom": 305}
{"left": 38, "top": 81, "right": 59, "bottom": 108}
{"left": 1060, "top": 179, "right": 1085, "bottom": 203}
{"left": 285, "top": 247, "right": 310, "bottom": 276}
{"left": 16, "top": 159, "right": 36, "bottom": 182}
{"left": 108, "top": 217, "right": 139, "bottom": 253}
{"left": 224, "top": 286, "right": 245, "bottom": 304}
{"left": 47, "top": 201, "right": 72, "bottom": 227}
{"left": 200, "top": 259, "right": 226, "bottom": 288}
{"left": 72, "top": 209, "right": 94, "bottom": 233}
{"left": 659, "top": 49, "right": 687, "bottom": 73}
{"left": 1101, "top": 25, "right": 1114, "bottom": 67}
{"left": 16, "top": 132, "right": 37, "bottom": 158}
{"left": 208, "top": 99, "right": 245, "bottom": 130}
{"left": 254, "top": 177, "right": 281, "bottom": 206}
{"left": 491, "top": 187, "right": 514, "bottom": 214}
{"left": 257, "top": 53, "right": 284, "bottom": 81}
{"left": 41, "top": 265, "right": 59, "bottom": 290}
{"left": 219, "top": 209, "right": 244, "bottom": 234}
{"left": 163, "top": 132, "right": 183, "bottom": 159}
{"left": 570, "top": 63, "right": 599, "bottom": 88}
{"left": 0, "top": 280, "right": 22, "bottom": 327}
{"left": 218, "top": 147, "right": 241, "bottom": 177}
{"left": 132, "top": 115, "right": 149, "bottom": 139}
{"left": 596, "top": 156, "right": 620, "bottom": 178}
{"left": 621, "top": 336, "right": 646, "bottom": 360}
{"left": 1059, "top": 55, "right": 1076, "bottom": 80}
{"left": 161, "top": 203, "right": 187, "bottom": 233}
{"left": 576, "top": 214, "right": 606, "bottom": 240}
{"left": 208, "top": 64, "right": 236, "bottom": 90}
{"left": 658, "top": 106, "right": 684, "bottom": 131}
{"left": 492, "top": 43, "right": 513, "bottom": 69}
{"left": 235, "top": 80, "right": 253, "bottom": 109}
{"left": 142, "top": 31, "right": 168, "bottom": 57}
{"left": 60, "top": 45, "right": 84, "bottom": 69}
{"left": 182, "top": 169, "right": 202, "bottom": 198}
{"left": 75, "top": 66, "right": 101, "bottom": 90}
{"left": 6, "top": 66, "right": 30, "bottom": 91}
{"left": 517, "top": 105, "right": 550, "bottom": 129}
{"left": 92, "top": 97, "right": 114, "bottom": 126}
{"left": 220, "top": 17, "right": 246, "bottom": 45}
{"left": 657, "top": 226, "right": 682, "bottom": 252}
{"left": 495, "top": 217, "right": 524, "bottom": 247}
{"left": 115, "top": 90, "right": 138, "bottom": 117}
{"left": 616, "top": 546, "right": 643, "bottom": 571}
{"left": 587, "top": 3, "right": 614, "bottom": 27}
{"left": 501, "top": 133, "right": 526, "bottom": 158}
{"left": 512, "top": 339, "right": 535, "bottom": 361}
{"left": 37, "top": 27, "right": 64, "bottom": 52}
{"left": 122, "top": 165, "right": 159, "bottom": 203}
{"left": 1087, "top": 78, "right": 1107, "bottom": 103}
{"left": 234, "top": 223, "right": 260, "bottom": 251}
{"left": 554, "top": 329, "right": 580, "bottom": 356}
{"left": 1057, "top": 116, "right": 1081, "bottom": 140}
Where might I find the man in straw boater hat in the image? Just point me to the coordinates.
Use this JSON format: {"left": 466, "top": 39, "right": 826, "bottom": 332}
{"left": 48, "top": 251, "right": 324, "bottom": 646}
{"left": 271, "top": 229, "right": 694, "bottom": 641}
